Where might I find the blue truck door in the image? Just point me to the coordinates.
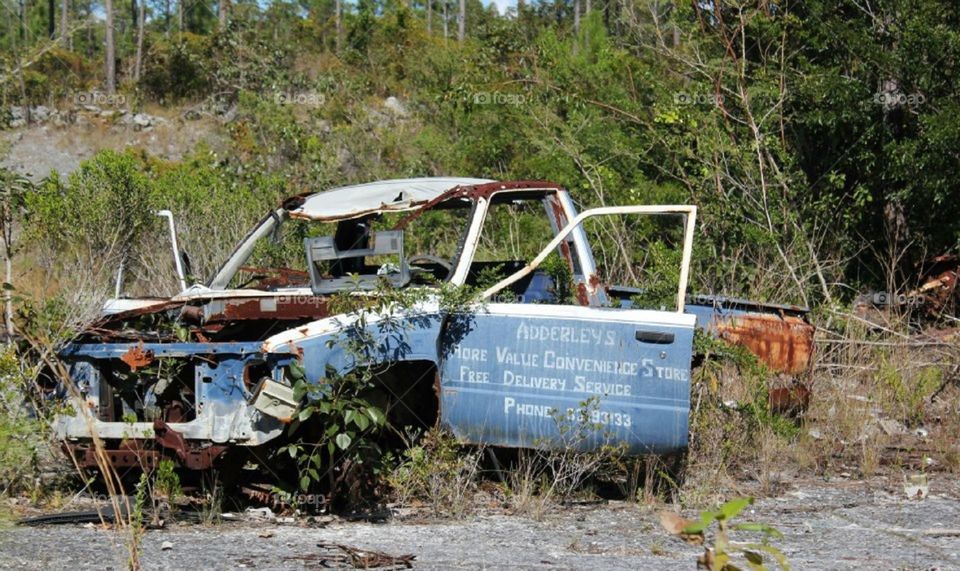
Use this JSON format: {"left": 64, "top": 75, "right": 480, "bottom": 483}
{"left": 438, "top": 303, "right": 696, "bottom": 454}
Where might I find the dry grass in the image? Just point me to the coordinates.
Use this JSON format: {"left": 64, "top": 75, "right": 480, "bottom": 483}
{"left": 681, "top": 308, "right": 960, "bottom": 508}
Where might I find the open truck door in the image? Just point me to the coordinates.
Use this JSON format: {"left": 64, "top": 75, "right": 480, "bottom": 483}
{"left": 438, "top": 205, "right": 698, "bottom": 454}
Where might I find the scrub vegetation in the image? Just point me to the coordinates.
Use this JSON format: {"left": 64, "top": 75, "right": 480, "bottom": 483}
{"left": 1, "top": 2, "right": 959, "bottom": 564}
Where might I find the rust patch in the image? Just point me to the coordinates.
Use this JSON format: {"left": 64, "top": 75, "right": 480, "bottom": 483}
{"left": 120, "top": 343, "right": 155, "bottom": 371}
{"left": 395, "top": 180, "right": 564, "bottom": 229}
{"left": 575, "top": 283, "right": 590, "bottom": 306}
{"left": 180, "top": 305, "right": 204, "bottom": 324}
{"left": 768, "top": 381, "right": 811, "bottom": 416}
{"left": 85, "top": 299, "right": 185, "bottom": 338}
{"left": 547, "top": 196, "right": 576, "bottom": 268}
{"left": 153, "top": 420, "right": 229, "bottom": 470}
{"left": 911, "top": 254, "right": 960, "bottom": 315}
{"left": 63, "top": 433, "right": 227, "bottom": 471}
{"left": 460, "top": 180, "right": 563, "bottom": 200}
{"left": 237, "top": 266, "right": 311, "bottom": 289}
{"left": 204, "top": 295, "right": 330, "bottom": 323}
{"left": 716, "top": 314, "right": 814, "bottom": 374}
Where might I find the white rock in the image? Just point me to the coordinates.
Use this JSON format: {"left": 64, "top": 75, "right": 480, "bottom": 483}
{"left": 878, "top": 418, "right": 906, "bottom": 435}
{"left": 161, "top": 541, "right": 174, "bottom": 551}
{"left": 245, "top": 506, "right": 275, "bottom": 521}
{"left": 384, "top": 96, "right": 408, "bottom": 116}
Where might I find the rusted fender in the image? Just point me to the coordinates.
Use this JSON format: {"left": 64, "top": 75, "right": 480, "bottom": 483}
{"left": 713, "top": 313, "right": 814, "bottom": 375}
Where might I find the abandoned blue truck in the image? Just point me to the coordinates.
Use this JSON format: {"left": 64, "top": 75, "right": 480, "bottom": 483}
{"left": 52, "top": 178, "right": 813, "bottom": 477}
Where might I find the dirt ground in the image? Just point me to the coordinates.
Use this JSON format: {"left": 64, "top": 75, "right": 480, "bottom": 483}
{"left": 1, "top": 476, "right": 958, "bottom": 570}
{"left": 0, "top": 108, "right": 225, "bottom": 181}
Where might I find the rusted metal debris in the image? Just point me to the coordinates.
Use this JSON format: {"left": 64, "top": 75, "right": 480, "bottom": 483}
{"left": 912, "top": 254, "right": 960, "bottom": 315}
{"left": 63, "top": 422, "right": 228, "bottom": 470}
{"left": 153, "top": 420, "right": 228, "bottom": 470}
{"left": 314, "top": 542, "right": 415, "bottom": 569}
{"left": 714, "top": 313, "right": 814, "bottom": 375}
{"left": 394, "top": 180, "right": 561, "bottom": 230}
{"left": 120, "top": 343, "right": 155, "bottom": 371}
{"left": 768, "top": 380, "right": 811, "bottom": 417}
{"left": 200, "top": 295, "right": 330, "bottom": 323}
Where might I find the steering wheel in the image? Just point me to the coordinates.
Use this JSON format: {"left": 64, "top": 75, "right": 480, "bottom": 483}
{"left": 406, "top": 254, "right": 453, "bottom": 271}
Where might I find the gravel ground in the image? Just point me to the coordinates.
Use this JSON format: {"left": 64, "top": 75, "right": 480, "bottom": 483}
{"left": 2, "top": 478, "right": 959, "bottom": 570}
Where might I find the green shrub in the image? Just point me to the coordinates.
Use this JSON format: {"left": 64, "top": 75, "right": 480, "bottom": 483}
{"left": 0, "top": 345, "right": 42, "bottom": 496}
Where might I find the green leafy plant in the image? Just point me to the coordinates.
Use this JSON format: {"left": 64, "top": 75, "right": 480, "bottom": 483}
{"left": 683, "top": 497, "right": 789, "bottom": 571}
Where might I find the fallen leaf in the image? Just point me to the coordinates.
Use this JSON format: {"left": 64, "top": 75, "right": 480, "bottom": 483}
{"left": 658, "top": 511, "right": 704, "bottom": 545}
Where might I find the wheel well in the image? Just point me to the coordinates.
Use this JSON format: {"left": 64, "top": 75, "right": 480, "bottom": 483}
{"left": 366, "top": 360, "right": 440, "bottom": 438}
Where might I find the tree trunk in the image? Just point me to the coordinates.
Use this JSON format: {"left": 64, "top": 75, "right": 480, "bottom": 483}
{"left": 48, "top": 0, "right": 55, "bottom": 38}
{"left": 457, "top": 0, "right": 464, "bottom": 42}
{"left": 335, "top": 0, "right": 341, "bottom": 52}
{"left": 574, "top": 0, "right": 580, "bottom": 35}
{"left": 426, "top": 0, "right": 432, "bottom": 34}
{"left": 177, "top": 0, "right": 183, "bottom": 33}
{"left": 584, "top": 0, "right": 590, "bottom": 44}
{"left": 12, "top": 3, "right": 30, "bottom": 124}
{"left": 218, "top": 0, "right": 229, "bottom": 30}
{"left": 18, "top": 0, "right": 25, "bottom": 43}
{"left": 4, "top": 245, "right": 12, "bottom": 340}
{"left": 442, "top": 0, "right": 448, "bottom": 41}
{"left": 105, "top": 0, "right": 115, "bottom": 94}
{"left": 60, "top": 0, "right": 68, "bottom": 43}
{"left": 134, "top": 0, "right": 144, "bottom": 81}
{"left": 2, "top": 195, "right": 13, "bottom": 341}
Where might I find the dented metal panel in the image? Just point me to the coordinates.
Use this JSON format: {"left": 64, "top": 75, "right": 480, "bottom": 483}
{"left": 712, "top": 314, "right": 814, "bottom": 375}
{"left": 684, "top": 302, "right": 814, "bottom": 374}
{"left": 439, "top": 305, "right": 696, "bottom": 454}
{"left": 288, "top": 177, "right": 494, "bottom": 221}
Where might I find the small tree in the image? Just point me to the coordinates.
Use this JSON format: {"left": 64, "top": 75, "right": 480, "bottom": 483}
{"left": 0, "top": 169, "right": 29, "bottom": 341}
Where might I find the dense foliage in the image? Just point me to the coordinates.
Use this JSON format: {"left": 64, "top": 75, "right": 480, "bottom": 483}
{"left": 3, "top": 0, "right": 960, "bottom": 311}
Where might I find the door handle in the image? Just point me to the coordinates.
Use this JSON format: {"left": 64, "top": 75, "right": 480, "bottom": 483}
{"left": 635, "top": 330, "right": 674, "bottom": 344}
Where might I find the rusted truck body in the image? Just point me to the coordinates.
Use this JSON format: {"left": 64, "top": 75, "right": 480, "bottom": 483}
{"left": 53, "top": 178, "right": 813, "bottom": 471}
